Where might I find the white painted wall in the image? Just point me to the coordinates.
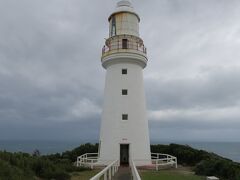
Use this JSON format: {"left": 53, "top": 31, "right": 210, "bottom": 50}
{"left": 99, "top": 61, "right": 151, "bottom": 166}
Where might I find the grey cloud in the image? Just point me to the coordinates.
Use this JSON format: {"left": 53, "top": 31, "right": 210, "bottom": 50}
{"left": 0, "top": 116, "right": 100, "bottom": 141}
{"left": 0, "top": 0, "right": 240, "bottom": 141}
{"left": 149, "top": 127, "right": 240, "bottom": 142}
{"left": 146, "top": 67, "right": 240, "bottom": 110}
{"left": 149, "top": 107, "right": 240, "bottom": 129}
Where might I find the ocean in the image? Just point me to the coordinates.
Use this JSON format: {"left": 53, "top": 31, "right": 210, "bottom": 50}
{"left": 187, "top": 142, "right": 240, "bottom": 163}
{"left": 0, "top": 140, "right": 239, "bottom": 163}
{"left": 0, "top": 140, "right": 82, "bottom": 155}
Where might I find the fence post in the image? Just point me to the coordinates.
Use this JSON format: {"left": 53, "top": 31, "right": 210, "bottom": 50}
{"left": 91, "top": 161, "right": 93, "bottom": 169}
{"left": 109, "top": 168, "right": 112, "bottom": 180}
{"left": 113, "top": 166, "right": 115, "bottom": 174}
{"left": 104, "top": 172, "right": 107, "bottom": 180}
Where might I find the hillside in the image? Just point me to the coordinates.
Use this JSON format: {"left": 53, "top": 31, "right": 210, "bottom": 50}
{"left": 0, "top": 143, "right": 240, "bottom": 180}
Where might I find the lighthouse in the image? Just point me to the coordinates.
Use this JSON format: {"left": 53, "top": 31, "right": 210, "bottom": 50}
{"left": 98, "top": 0, "right": 151, "bottom": 166}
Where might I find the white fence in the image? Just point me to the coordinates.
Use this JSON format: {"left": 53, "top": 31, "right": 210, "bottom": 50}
{"left": 90, "top": 160, "right": 119, "bottom": 180}
{"left": 77, "top": 153, "right": 98, "bottom": 169}
{"left": 77, "top": 152, "right": 177, "bottom": 179}
{"left": 151, "top": 153, "right": 177, "bottom": 170}
{"left": 130, "top": 159, "right": 141, "bottom": 180}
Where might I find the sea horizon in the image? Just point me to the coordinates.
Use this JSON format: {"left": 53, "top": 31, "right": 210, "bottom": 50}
{"left": 0, "top": 139, "right": 239, "bottom": 163}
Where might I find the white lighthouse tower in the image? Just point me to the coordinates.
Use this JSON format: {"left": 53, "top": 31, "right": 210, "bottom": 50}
{"left": 99, "top": 0, "right": 151, "bottom": 166}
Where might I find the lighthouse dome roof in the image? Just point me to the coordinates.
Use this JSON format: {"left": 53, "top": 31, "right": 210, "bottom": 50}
{"left": 117, "top": 0, "right": 133, "bottom": 8}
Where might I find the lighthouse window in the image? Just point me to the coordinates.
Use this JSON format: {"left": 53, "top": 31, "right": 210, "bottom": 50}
{"left": 122, "top": 69, "right": 127, "bottom": 74}
{"left": 111, "top": 16, "right": 116, "bottom": 36}
{"left": 122, "top": 114, "right": 128, "bottom": 120}
{"left": 122, "top": 89, "right": 128, "bottom": 95}
{"left": 122, "top": 39, "right": 128, "bottom": 49}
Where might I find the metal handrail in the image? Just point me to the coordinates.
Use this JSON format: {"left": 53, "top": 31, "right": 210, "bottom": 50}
{"left": 151, "top": 153, "right": 177, "bottom": 170}
{"left": 102, "top": 42, "right": 147, "bottom": 55}
{"left": 130, "top": 159, "right": 141, "bottom": 180}
{"left": 90, "top": 159, "right": 119, "bottom": 180}
{"left": 77, "top": 153, "right": 99, "bottom": 169}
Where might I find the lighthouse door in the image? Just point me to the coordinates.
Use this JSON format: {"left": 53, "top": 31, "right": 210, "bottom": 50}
{"left": 120, "top": 144, "right": 129, "bottom": 165}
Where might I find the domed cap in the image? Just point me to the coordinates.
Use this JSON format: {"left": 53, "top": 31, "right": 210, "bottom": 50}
{"left": 109, "top": 0, "right": 140, "bottom": 22}
{"left": 117, "top": 0, "right": 133, "bottom": 8}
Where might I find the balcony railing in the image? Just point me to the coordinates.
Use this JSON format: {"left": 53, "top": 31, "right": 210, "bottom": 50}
{"left": 102, "top": 41, "right": 147, "bottom": 56}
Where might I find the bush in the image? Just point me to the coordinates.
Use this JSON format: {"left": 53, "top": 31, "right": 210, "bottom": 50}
{"left": 195, "top": 159, "right": 240, "bottom": 180}
{"left": 151, "top": 144, "right": 240, "bottom": 180}
{"left": 61, "top": 143, "right": 98, "bottom": 162}
{"left": 0, "top": 144, "right": 97, "bottom": 180}
{"left": 0, "top": 151, "right": 71, "bottom": 180}
{"left": 0, "top": 159, "right": 32, "bottom": 180}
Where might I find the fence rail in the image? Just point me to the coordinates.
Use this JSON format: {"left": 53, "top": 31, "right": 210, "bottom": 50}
{"left": 90, "top": 160, "right": 119, "bottom": 180}
{"left": 102, "top": 41, "right": 147, "bottom": 55}
{"left": 77, "top": 152, "right": 177, "bottom": 174}
{"left": 151, "top": 153, "right": 177, "bottom": 170}
{"left": 77, "top": 153, "right": 98, "bottom": 169}
{"left": 130, "top": 159, "right": 141, "bottom": 180}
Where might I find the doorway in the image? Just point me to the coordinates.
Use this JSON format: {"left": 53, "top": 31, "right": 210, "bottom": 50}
{"left": 120, "top": 144, "right": 129, "bottom": 165}
{"left": 122, "top": 39, "right": 128, "bottom": 49}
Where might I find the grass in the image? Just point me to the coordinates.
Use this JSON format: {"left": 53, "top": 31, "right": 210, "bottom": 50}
{"left": 140, "top": 168, "right": 205, "bottom": 180}
{"left": 71, "top": 170, "right": 100, "bottom": 180}
{"left": 70, "top": 167, "right": 205, "bottom": 180}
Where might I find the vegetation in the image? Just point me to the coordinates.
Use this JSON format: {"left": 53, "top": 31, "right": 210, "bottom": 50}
{"left": 70, "top": 170, "right": 100, "bottom": 180}
{"left": 151, "top": 144, "right": 240, "bottom": 180}
{"left": 0, "top": 144, "right": 95, "bottom": 180}
{"left": 140, "top": 169, "right": 204, "bottom": 180}
{"left": 61, "top": 143, "right": 98, "bottom": 162}
{"left": 1, "top": 143, "right": 240, "bottom": 179}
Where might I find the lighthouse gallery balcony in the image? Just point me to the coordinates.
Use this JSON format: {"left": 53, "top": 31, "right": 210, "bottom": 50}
{"left": 102, "top": 35, "right": 147, "bottom": 59}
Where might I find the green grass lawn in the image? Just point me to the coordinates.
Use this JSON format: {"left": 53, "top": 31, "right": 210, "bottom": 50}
{"left": 71, "top": 170, "right": 100, "bottom": 180}
{"left": 140, "top": 169, "right": 205, "bottom": 180}
{"left": 71, "top": 167, "right": 204, "bottom": 180}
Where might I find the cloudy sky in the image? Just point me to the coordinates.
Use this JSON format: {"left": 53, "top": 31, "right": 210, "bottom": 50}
{"left": 0, "top": 0, "right": 240, "bottom": 142}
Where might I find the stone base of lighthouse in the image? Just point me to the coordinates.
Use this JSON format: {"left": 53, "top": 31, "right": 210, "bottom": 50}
{"left": 98, "top": 55, "right": 151, "bottom": 166}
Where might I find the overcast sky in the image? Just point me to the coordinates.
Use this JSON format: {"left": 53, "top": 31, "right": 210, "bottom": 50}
{"left": 0, "top": 0, "right": 240, "bottom": 142}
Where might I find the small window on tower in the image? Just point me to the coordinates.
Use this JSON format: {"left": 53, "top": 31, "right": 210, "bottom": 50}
{"left": 122, "top": 39, "right": 128, "bottom": 49}
{"left": 122, "top": 69, "right": 127, "bottom": 74}
{"left": 122, "top": 89, "right": 128, "bottom": 95}
{"left": 122, "top": 114, "right": 128, "bottom": 120}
